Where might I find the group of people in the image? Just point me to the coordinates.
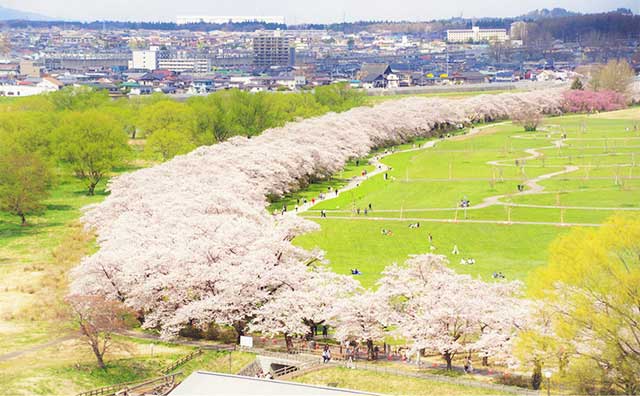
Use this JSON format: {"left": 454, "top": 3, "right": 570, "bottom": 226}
{"left": 350, "top": 268, "right": 362, "bottom": 275}
{"left": 408, "top": 222, "right": 420, "bottom": 228}
{"left": 516, "top": 184, "right": 525, "bottom": 192}
{"left": 459, "top": 199, "right": 471, "bottom": 208}
{"left": 460, "top": 258, "right": 476, "bottom": 265}
{"left": 254, "top": 370, "right": 274, "bottom": 379}
{"left": 492, "top": 272, "right": 506, "bottom": 279}
{"left": 320, "top": 209, "right": 328, "bottom": 218}
{"left": 381, "top": 228, "right": 393, "bottom": 236}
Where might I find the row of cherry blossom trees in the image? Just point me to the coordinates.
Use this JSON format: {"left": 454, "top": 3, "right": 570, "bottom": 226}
{"left": 69, "top": 90, "right": 565, "bottom": 365}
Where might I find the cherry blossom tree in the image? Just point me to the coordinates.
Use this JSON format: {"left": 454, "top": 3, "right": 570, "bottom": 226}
{"left": 70, "top": 90, "right": 563, "bottom": 342}
{"left": 67, "top": 294, "right": 132, "bottom": 369}
{"left": 249, "top": 267, "right": 359, "bottom": 352}
{"left": 330, "top": 291, "right": 389, "bottom": 360}
{"left": 562, "top": 90, "right": 627, "bottom": 113}
{"left": 378, "top": 255, "right": 528, "bottom": 370}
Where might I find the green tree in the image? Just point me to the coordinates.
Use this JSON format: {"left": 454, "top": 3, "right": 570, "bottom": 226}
{"left": 138, "top": 100, "right": 196, "bottom": 138}
{"left": 53, "top": 110, "right": 130, "bottom": 195}
{"left": 314, "top": 83, "right": 365, "bottom": 112}
{"left": 47, "top": 86, "right": 110, "bottom": 111}
{"left": 0, "top": 149, "right": 52, "bottom": 225}
{"left": 144, "top": 128, "right": 195, "bottom": 161}
{"left": 526, "top": 214, "right": 640, "bottom": 394}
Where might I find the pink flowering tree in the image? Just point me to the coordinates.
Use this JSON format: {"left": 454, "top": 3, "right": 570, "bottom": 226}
{"left": 562, "top": 90, "right": 627, "bottom": 113}
{"left": 329, "top": 291, "right": 389, "bottom": 360}
{"left": 249, "top": 267, "right": 360, "bottom": 352}
{"left": 378, "top": 255, "right": 528, "bottom": 370}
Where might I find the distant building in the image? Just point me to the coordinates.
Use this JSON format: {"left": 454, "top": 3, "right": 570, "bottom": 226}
{"left": 130, "top": 47, "right": 167, "bottom": 71}
{"left": 446, "top": 26, "right": 508, "bottom": 43}
{"left": 358, "top": 63, "right": 393, "bottom": 88}
{"left": 510, "top": 21, "right": 529, "bottom": 41}
{"left": 177, "top": 16, "right": 285, "bottom": 25}
{"left": 19, "top": 60, "right": 42, "bottom": 78}
{"left": 0, "top": 76, "right": 62, "bottom": 97}
{"left": 158, "top": 58, "right": 211, "bottom": 73}
{"left": 253, "top": 31, "right": 293, "bottom": 68}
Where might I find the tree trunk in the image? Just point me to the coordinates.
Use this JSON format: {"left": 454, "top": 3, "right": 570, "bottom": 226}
{"left": 443, "top": 351, "right": 453, "bottom": 370}
{"left": 88, "top": 183, "right": 96, "bottom": 196}
{"left": 91, "top": 342, "right": 106, "bottom": 369}
{"left": 367, "top": 339, "right": 374, "bottom": 360}
{"left": 19, "top": 212, "right": 26, "bottom": 226}
{"left": 233, "top": 322, "right": 245, "bottom": 345}
{"left": 285, "top": 334, "right": 293, "bottom": 353}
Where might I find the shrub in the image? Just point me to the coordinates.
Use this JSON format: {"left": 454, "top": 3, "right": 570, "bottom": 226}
{"left": 562, "top": 90, "right": 627, "bottom": 113}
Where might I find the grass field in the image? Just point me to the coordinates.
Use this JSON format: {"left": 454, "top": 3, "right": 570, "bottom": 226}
{"left": 0, "top": 332, "right": 254, "bottom": 395}
{"left": 293, "top": 109, "right": 640, "bottom": 287}
{"left": 292, "top": 367, "right": 516, "bottom": 395}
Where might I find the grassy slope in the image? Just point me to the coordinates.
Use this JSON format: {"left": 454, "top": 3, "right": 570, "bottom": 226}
{"left": 293, "top": 367, "right": 515, "bottom": 396}
{"left": 294, "top": 110, "right": 640, "bottom": 288}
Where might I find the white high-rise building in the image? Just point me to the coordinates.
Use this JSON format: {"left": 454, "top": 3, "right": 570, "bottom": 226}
{"left": 130, "top": 49, "right": 159, "bottom": 71}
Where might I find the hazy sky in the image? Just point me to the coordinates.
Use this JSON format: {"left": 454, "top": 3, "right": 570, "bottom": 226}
{"left": 2, "top": 0, "right": 638, "bottom": 23}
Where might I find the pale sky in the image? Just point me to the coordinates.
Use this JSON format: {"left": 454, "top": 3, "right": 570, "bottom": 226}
{"left": 1, "top": 0, "right": 637, "bottom": 23}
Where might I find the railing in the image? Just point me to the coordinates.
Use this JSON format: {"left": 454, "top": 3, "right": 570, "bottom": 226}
{"left": 161, "top": 348, "right": 202, "bottom": 374}
{"left": 76, "top": 372, "right": 181, "bottom": 396}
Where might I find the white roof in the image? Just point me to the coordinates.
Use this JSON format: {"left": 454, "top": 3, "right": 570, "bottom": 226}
{"left": 169, "top": 371, "right": 379, "bottom": 396}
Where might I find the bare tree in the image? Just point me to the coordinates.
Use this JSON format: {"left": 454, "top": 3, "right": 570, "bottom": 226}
{"left": 67, "top": 295, "right": 131, "bottom": 369}
{"left": 589, "top": 59, "right": 635, "bottom": 94}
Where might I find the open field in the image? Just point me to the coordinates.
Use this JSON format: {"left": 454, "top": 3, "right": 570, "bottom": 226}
{"left": 294, "top": 108, "right": 640, "bottom": 287}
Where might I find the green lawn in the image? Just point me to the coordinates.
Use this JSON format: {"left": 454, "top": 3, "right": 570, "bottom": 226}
{"left": 294, "top": 110, "right": 640, "bottom": 288}
{"left": 293, "top": 367, "right": 516, "bottom": 395}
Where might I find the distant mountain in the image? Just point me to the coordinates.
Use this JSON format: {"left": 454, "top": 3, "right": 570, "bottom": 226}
{"left": 0, "top": 6, "right": 49, "bottom": 21}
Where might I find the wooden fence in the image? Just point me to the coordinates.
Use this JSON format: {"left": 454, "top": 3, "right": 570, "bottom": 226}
{"left": 76, "top": 372, "right": 181, "bottom": 396}
{"left": 161, "top": 348, "right": 203, "bottom": 374}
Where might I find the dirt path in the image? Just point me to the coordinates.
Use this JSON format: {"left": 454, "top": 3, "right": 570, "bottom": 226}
{"left": 290, "top": 123, "right": 634, "bottom": 222}
{"left": 290, "top": 123, "right": 507, "bottom": 216}
{"left": 0, "top": 333, "right": 78, "bottom": 362}
{"left": 302, "top": 215, "right": 599, "bottom": 227}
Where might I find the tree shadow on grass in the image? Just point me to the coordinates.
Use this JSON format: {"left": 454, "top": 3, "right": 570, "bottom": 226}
{"left": 46, "top": 204, "right": 73, "bottom": 211}
{"left": 0, "top": 219, "right": 64, "bottom": 241}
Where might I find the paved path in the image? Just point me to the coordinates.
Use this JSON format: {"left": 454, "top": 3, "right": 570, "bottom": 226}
{"left": 0, "top": 333, "right": 78, "bottom": 362}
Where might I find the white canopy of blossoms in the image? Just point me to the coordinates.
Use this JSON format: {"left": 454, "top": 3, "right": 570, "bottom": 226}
{"left": 70, "top": 90, "right": 564, "bottom": 339}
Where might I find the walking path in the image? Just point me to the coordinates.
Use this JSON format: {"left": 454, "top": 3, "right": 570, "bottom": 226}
{"left": 302, "top": 215, "right": 600, "bottom": 227}
{"left": 287, "top": 123, "right": 635, "bottom": 224}
{"left": 0, "top": 333, "right": 78, "bottom": 362}
{"left": 288, "top": 123, "right": 507, "bottom": 217}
